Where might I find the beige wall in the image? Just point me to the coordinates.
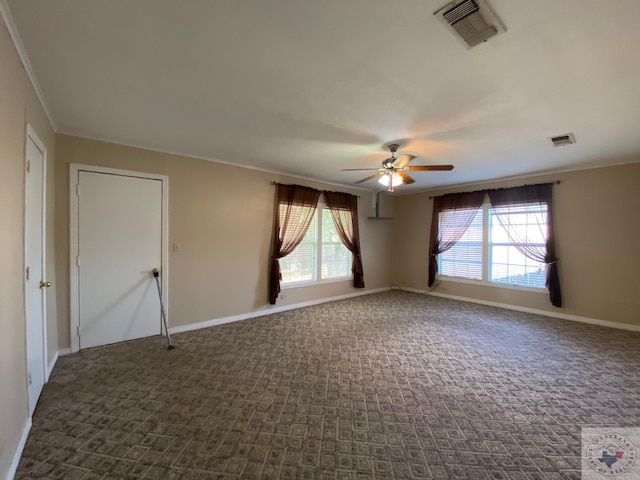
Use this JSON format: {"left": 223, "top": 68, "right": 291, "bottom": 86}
{"left": 392, "top": 163, "right": 640, "bottom": 326}
{"left": 0, "top": 17, "right": 56, "bottom": 479}
{"left": 55, "top": 135, "right": 394, "bottom": 348}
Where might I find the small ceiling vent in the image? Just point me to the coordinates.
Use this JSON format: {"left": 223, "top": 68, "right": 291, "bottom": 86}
{"left": 434, "top": 0, "right": 506, "bottom": 49}
{"left": 549, "top": 133, "right": 576, "bottom": 147}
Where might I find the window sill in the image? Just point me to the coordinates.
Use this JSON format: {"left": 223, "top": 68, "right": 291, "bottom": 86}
{"left": 281, "top": 276, "right": 353, "bottom": 290}
{"left": 436, "top": 275, "right": 547, "bottom": 294}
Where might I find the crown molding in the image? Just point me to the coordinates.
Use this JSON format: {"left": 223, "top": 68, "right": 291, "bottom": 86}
{"left": 0, "top": 0, "right": 57, "bottom": 130}
{"left": 58, "top": 131, "right": 375, "bottom": 194}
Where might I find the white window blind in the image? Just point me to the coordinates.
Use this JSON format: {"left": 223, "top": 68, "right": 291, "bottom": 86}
{"left": 279, "top": 214, "right": 317, "bottom": 284}
{"left": 438, "top": 208, "right": 483, "bottom": 280}
{"left": 321, "top": 209, "right": 351, "bottom": 280}
{"left": 489, "top": 204, "right": 547, "bottom": 288}
{"left": 281, "top": 206, "right": 351, "bottom": 286}
{"left": 438, "top": 201, "right": 548, "bottom": 289}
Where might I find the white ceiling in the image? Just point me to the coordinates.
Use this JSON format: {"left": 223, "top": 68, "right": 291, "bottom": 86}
{"left": 6, "top": 0, "right": 640, "bottom": 191}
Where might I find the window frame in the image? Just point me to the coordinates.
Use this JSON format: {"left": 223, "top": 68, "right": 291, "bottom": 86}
{"left": 437, "top": 199, "right": 548, "bottom": 293}
{"left": 280, "top": 203, "right": 353, "bottom": 289}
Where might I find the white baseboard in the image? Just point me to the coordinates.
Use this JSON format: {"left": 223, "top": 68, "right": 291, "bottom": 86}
{"left": 5, "top": 417, "right": 32, "bottom": 480}
{"left": 46, "top": 351, "right": 59, "bottom": 382}
{"left": 169, "top": 287, "right": 391, "bottom": 335}
{"left": 58, "top": 348, "right": 71, "bottom": 356}
{"left": 397, "top": 286, "right": 640, "bottom": 332}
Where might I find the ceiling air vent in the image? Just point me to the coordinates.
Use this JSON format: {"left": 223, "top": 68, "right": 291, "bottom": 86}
{"left": 549, "top": 133, "right": 576, "bottom": 147}
{"left": 434, "top": 0, "right": 506, "bottom": 49}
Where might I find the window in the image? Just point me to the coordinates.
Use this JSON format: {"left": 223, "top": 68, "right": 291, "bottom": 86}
{"left": 489, "top": 204, "right": 547, "bottom": 288}
{"left": 438, "top": 200, "right": 548, "bottom": 289}
{"left": 439, "top": 208, "right": 483, "bottom": 280}
{"left": 280, "top": 205, "right": 352, "bottom": 286}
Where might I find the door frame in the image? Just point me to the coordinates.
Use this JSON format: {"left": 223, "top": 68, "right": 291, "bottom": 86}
{"left": 69, "top": 164, "right": 169, "bottom": 353}
{"left": 24, "top": 124, "right": 48, "bottom": 382}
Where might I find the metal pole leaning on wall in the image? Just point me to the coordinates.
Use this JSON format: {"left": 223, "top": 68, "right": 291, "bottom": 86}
{"left": 152, "top": 268, "right": 175, "bottom": 350}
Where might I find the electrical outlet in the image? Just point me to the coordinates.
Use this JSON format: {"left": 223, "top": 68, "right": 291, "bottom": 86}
{"left": 173, "top": 242, "right": 181, "bottom": 252}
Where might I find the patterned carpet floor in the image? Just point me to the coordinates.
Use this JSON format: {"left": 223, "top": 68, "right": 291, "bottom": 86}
{"left": 16, "top": 290, "right": 640, "bottom": 479}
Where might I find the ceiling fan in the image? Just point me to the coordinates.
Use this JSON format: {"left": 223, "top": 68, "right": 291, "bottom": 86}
{"left": 342, "top": 144, "right": 454, "bottom": 192}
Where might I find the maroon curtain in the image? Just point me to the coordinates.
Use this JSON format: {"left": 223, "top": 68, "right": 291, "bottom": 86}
{"left": 323, "top": 191, "right": 365, "bottom": 288}
{"left": 488, "top": 183, "right": 562, "bottom": 307}
{"left": 428, "top": 191, "right": 486, "bottom": 287}
{"left": 269, "top": 184, "right": 321, "bottom": 304}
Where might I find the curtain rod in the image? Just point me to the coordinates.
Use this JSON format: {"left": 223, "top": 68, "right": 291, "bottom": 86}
{"left": 428, "top": 180, "right": 561, "bottom": 199}
{"left": 271, "top": 181, "right": 360, "bottom": 197}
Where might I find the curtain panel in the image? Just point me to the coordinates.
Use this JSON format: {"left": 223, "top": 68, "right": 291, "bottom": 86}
{"left": 269, "top": 184, "right": 321, "bottom": 305}
{"left": 323, "top": 191, "right": 365, "bottom": 288}
{"left": 428, "top": 191, "right": 486, "bottom": 287}
{"left": 487, "top": 183, "right": 562, "bottom": 307}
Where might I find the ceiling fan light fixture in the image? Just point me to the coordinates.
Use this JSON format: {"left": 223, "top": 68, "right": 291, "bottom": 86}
{"left": 378, "top": 173, "right": 403, "bottom": 187}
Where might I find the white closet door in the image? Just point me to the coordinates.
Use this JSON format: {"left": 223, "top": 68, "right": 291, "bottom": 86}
{"left": 78, "top": 171, "right": 162, "bottom": 349}
{"left": 25, "top": 135, "right": 46, "bottom": 415}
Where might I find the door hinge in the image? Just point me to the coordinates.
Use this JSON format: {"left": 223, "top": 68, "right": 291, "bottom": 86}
{"left": 76, "top": 255, "right": 80, "bottom": 266}
{"left": 28, "top": 373, "right": 32, "bottom": 385}
{"left": 26, "top": 266, "right": 30, "bottom": 281}
{"left": 76, "top": 184, "right": 80, "bottom": 195}
{"left": 77, "top": 325, "right": 81, "bottom": 338}
{"left": 26, "top": 160, "right": 31, "bottom": 174}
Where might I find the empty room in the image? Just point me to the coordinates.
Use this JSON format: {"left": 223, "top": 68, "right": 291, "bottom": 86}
{"left": 1, "top": 1, "right": 640, "bottom": 479}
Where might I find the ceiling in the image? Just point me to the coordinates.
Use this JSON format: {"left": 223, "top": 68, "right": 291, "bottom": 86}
{"left": 6, "top": 0, "right": 640, "bottom": 191}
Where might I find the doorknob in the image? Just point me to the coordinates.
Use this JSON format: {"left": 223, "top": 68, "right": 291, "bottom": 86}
{"left": 39, "top": 281, "right": 51, "bottom": 288}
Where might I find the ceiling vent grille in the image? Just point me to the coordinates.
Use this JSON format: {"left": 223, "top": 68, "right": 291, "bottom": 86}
{"left": 434, "top": 0, "right": 506, "bottom": 49}
{"left": 549, "top": 133, "right": 576, "bottom": 147}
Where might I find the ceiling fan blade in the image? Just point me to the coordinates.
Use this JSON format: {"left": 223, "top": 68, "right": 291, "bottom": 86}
{"left": 394, "top": 154, "right": 416, "bottom": 169}
{"left": 397, "top": 171, "right": 415, "bottom": 184}
{"left": 355, "top": 172, "right": 384, "bottom": 184}
{"left": 341, "top": 168, "right": 382, "bottom": 171}
{"left": 405, "top": 165, "right": 454, "bottom": 171}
